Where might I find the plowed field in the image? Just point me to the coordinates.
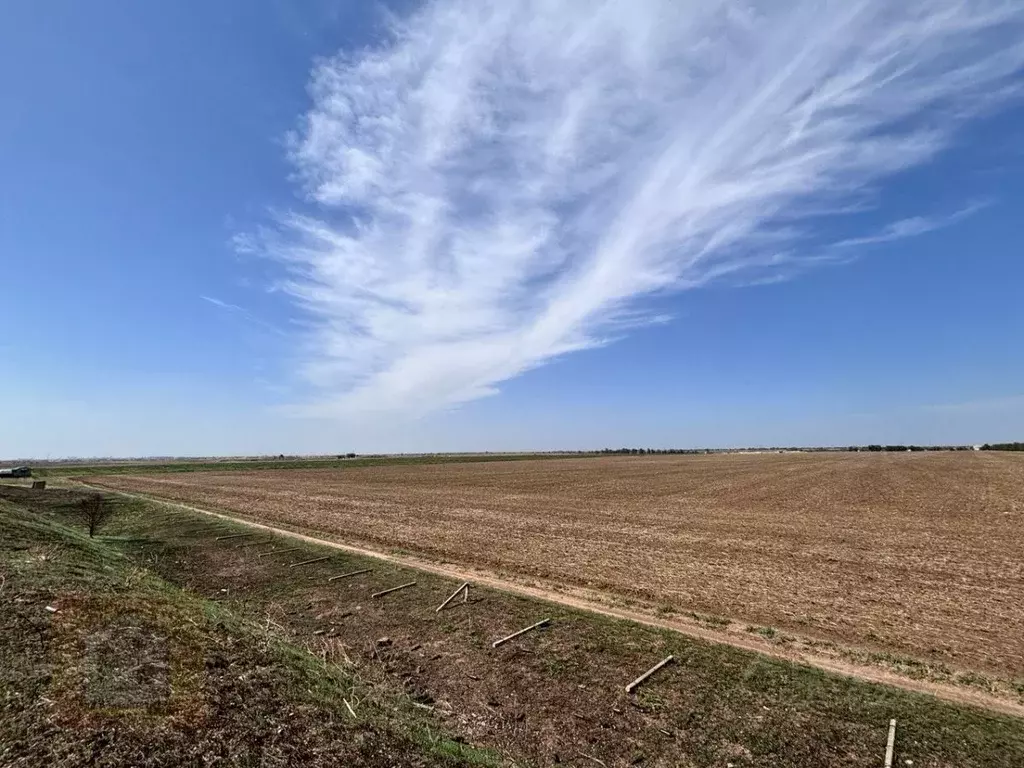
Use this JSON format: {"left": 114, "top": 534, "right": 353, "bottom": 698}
{"left": 87, "top": 452, "right": 1024, "bottom": 681}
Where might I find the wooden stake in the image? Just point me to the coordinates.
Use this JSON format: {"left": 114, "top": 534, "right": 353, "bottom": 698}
{"left": 258, "top": 547, "right": 300, "bottom": 558}
{"left": 436, "top": 582, "right": 470, "bottom": 612}
{"left": 884, "top": 719, "right": 897, "bottom": 768}
{"left": 328, "top": 568, "right": 372, "bottom": 582}
{"left": 372, "top": 581, "right": 417, "bottom": 598}
{"left": 625, "top": 655, "right": 675, "bottom": 693}
{"left": 289, "top": 556, "right": 331, "bottom": 568}
{"left": 215, "top": 533, "right": 253, "bottom": 541}
{"left": 344, "top": 699, "right": 357, "bottom": 719}
{"left": 492, "top": 618, "right": 550, "bottom": 648}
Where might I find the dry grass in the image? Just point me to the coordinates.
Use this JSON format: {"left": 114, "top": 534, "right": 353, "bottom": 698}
{"left": 0, "top": 492, "right": 501, "bottom": 768}
{"left": 88, "top": 451, "right": 1024, "bottom": 680}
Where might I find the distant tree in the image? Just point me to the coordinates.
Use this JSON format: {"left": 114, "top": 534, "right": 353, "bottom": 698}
{"left": 866, "top": 445, "right": 883, "bottom": 452}
{"left": 78, "top": 494, "right": 111, "bottom": 538}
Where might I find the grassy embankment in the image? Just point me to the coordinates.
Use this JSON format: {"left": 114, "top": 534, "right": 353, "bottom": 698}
{"left": 0, "top": 485, "right": 501, "bottom": 767}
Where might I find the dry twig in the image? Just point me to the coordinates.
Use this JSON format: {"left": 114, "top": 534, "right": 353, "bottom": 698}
{"left": 436, "top": 582, "right": 470, "bottom": 612}
{"left": 492, "top": 618, "right": 550, "bottom": 648}
{"left": 371, "top": 581, "right": 417, "bottom": 598}
{"left": 289, "top": 556, "right": 331, "bottom": 568}
{"left": 626, "top": 655, "right": 675, "bottom": 693}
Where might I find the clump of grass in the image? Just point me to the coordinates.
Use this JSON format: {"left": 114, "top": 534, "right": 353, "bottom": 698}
{"left": 957, "top": 671, "right": 997, "bottom": 693}
{"left": 865, "top": 651, "right": 953, "bottom": 681}
{"left": 686, "top": 611, "right": 730, "bottom": 629}
{"left": 417, "top": 729, "right": 503, "bottom": 767}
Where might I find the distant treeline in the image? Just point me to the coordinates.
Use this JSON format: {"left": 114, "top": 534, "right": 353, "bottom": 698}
{"left": 855, "top": 445, "right": 974, "bottom": 452}
{"left": 598, "top": 448, "right": 714, "bottom": 455}
{"left": 596, "top": 445, "right": 983, "bottom": 455}
{"left": 980, "top": 442, "right": 1024, "bottom": 451}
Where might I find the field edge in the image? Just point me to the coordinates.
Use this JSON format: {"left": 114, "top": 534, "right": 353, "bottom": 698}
{"left": 79, "top": 479, "right": 1024, "bottom": 721}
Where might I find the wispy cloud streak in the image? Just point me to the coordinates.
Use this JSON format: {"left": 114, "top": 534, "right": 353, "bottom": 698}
{"left": 201, "top": 295, "right": 244, "bottom": 312}
{"left": 201, "top": 295, "right": 285, "bottom": 336}
{"left": 830, "top": 202, "right": 990, "bottom": 249}
{"left": 259, "top": 0, "right": 1024, "bottom": 416}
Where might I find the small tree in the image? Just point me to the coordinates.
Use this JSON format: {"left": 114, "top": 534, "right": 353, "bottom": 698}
{"left": 79, "top": 494, "right": 110, "bottom": 538}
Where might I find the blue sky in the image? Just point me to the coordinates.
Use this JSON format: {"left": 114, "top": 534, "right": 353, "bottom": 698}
{"left": 3, "top": 0, "right": 1024, "bottom": 458}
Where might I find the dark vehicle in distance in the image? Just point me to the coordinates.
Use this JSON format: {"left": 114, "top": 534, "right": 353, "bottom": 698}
{"left": 0, "top": 466, "right": 31, "bottom": 478}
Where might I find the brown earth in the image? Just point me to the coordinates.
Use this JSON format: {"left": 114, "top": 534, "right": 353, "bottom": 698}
{"left": 85, "top": 452, "right": 1024, "bottom": 684}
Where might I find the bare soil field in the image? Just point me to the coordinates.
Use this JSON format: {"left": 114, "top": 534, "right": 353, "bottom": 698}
{"left": 86, "top": 452, "right": 1024, "bottom": 685}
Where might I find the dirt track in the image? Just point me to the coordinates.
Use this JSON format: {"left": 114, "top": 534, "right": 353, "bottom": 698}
{"left": 85, "top": 452, "right": 1024, "bottom": 689}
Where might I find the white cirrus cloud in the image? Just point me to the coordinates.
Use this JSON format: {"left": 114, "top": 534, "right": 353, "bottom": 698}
{"left": 829, "top": 201, "right": 990, "bottom": 250}
{"left": 254, "top": 0, "right": 1024, "bottom": 417}
{"left": 201, "top": 295, "right": 286, "bottom": 336}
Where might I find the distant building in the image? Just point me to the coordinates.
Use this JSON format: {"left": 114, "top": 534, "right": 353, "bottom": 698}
{"left": 0, "top": 466, "right": 31, "bottom": 478}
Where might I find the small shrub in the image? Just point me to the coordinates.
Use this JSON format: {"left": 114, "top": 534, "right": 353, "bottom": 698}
{"left": 79, "top": 494, "right": 111, "bottom": 538}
